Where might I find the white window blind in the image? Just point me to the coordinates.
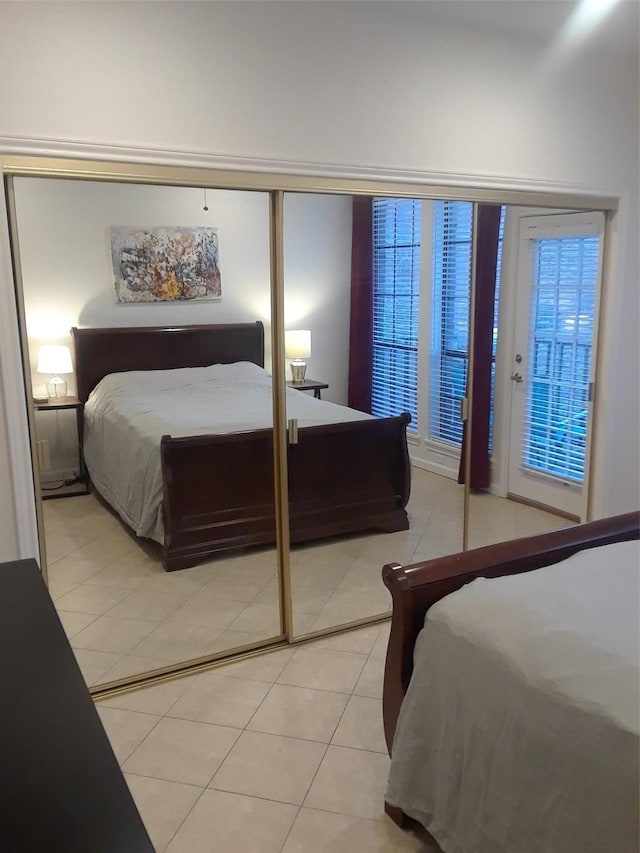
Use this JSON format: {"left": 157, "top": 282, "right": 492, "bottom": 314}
{"left": 371, "top": 198, "right": 421, "bottom": 427}
{"left": 490, "top": 209, "right": 506, "bottom": 449}
{"left": 429, "top": 201, "right": 473, "bottom": 445}
{"left": 523, "top": 235, "right": 598, "bottom": 483}
{"left": 430, "top": 202, "right": 505, "bottom": 448}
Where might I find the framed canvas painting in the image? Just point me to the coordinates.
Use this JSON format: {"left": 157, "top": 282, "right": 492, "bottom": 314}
{"left": 110, "top": 226, "right": 222, "bottom": 303}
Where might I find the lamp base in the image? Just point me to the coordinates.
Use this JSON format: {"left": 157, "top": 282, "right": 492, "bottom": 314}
{"left": 290, "top": 361, "right": 307, "bottom": 383}
{"left": 46, "top": 376, "right": 67, "bottom": 399}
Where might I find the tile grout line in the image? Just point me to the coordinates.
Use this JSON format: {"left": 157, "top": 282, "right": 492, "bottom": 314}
{"left": 276, "top": 624, "right": 382, "bottom": 849}
{"left": 149, "top": 626, "right": 382, "bottom": 849}
{"left": 155, "top": 641, "right": 308, "bottom": 851}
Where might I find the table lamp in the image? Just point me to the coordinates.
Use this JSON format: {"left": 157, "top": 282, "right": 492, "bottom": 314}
{"left": 37, "top": 345, "right": 73, "bottom": 399}
{"left": 285, "top": 330, "right": 311, "bottom": 383}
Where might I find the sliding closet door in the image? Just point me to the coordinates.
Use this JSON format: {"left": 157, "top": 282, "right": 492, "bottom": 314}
{"left": 282, "top": 192, "right": 465, "bottom": 638}
{"left": 11, "top": 176, "right": 284, "bottom": 689}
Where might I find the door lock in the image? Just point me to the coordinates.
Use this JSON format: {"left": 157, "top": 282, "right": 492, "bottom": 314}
{"left": 515, "top": 353, "right": 523, "bottom": 363}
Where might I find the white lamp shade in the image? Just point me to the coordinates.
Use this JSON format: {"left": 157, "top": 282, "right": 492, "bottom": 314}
{"left": 285, "top": 330, "right": 311, "bottom": 360}
{"left": 37, "top": 345, "right": 73, "bottom": 375}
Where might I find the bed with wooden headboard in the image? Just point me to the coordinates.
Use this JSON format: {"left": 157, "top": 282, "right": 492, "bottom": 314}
{"left": 381, "top": 511, "right": 640, "bottom": 853}
{"left": 72, "top": 322, "right": 411, "bottom": 571}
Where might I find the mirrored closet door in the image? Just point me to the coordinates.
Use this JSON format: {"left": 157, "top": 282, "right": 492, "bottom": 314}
{"left": 282, "top": 192, "right": 467, "bottom": 638}
{"left": 10, "top": 175, "right": 284, "bottom": 689}
{"left": 6, "top": 156, "right": 614, "bottom": 692}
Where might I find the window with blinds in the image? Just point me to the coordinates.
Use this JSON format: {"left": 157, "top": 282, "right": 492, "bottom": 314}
{"left": 523, "top": 235, "right": 598, "bottom": 482}
{"left": 429, "top": 202, "right": 505, "bottom": 447}
{"left": 490, "top": 209, "right": 506, "bottom": 448}
{"left": 371, "top": 198, "right": 421, "bottom": 428}
{"left": 429, "top": 201, "right": 473, "bottom": 445}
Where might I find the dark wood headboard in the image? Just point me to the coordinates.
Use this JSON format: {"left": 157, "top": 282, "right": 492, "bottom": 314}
{"left": 71, "top": 321, "right": 265, "bottom": 402}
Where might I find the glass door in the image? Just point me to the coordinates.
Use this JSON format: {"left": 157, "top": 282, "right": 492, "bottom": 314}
{"left": 507, "top": 211, "right": 604, "bottom": 519}
{"left": 466, "top": 206, "right": 607, "bottom": 550}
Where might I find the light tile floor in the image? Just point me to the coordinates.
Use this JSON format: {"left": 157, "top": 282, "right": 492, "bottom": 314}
{"left": 43, "top": 468, "right": 569, "bottom": 687}
{"left": 97, "top": 621, "right": 442, "bottom": 852}
{"left": 44, "top": 471, "right": 571, "bottom": 850}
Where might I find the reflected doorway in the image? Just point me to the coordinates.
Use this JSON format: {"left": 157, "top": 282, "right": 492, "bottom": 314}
{"left": 507, "top": 211, "right": 604, "bottom": 519}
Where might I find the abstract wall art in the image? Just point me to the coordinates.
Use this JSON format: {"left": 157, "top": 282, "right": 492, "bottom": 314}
{"left": 110, "top": 226, "right": 222, "bottom": 303}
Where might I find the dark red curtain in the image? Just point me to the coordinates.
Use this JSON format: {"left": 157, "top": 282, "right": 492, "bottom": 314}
{"left": 348, "top": 197, "right": 374, "bottom": 413}
{"left": 458, "top": 204, "right": 502, "bottom": 489}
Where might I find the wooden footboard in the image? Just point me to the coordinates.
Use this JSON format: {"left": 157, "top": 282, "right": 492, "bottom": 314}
{"left": 161, "top": 413, "right": 411, "bottom": 571}
{"left": 381, "top": 510, "right": 640, "bottom": 756}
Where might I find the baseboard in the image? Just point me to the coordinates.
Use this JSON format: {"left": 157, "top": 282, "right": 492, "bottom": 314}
{"left": 40, "top": 467, "right": 77, "bottom": 485}
{"left": 410, "top": 455, "right": 459, "bottom": 481}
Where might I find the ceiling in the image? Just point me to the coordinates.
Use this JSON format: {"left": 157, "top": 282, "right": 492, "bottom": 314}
{"left": 403, "top": 0, "right": 639, "bottom": 56}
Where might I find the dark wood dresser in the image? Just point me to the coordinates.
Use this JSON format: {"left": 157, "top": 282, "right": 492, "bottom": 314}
{"left": 0, "top": 558, "right": 154, "bottom": 852}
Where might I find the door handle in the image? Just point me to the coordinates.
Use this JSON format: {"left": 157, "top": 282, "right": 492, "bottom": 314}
{"left": 511, "top": 372, "right": 524, "bottom": 383}
{"left": 288, "top": 418, "right": 298, "bottom": 445}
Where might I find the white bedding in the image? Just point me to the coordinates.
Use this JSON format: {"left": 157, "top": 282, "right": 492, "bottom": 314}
{"left": 83, "top": 361, "right": 371, "bottom": 542}
{"left": 386, "top": 539, "right": 640, "bottom": 853}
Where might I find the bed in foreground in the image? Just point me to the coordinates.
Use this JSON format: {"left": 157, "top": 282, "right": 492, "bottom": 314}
{"left": 382, "top": 511, "right": 640, "bottom": 853}
{"left": 72, "top": 322, "right": 411, "bottom": 571}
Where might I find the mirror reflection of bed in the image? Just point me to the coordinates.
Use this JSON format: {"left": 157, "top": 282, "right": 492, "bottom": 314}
{"left": 69, "top": 320, "right": 411, "bottom": 639}
{"left": 16, "top": 178, "right": 287, "bottom": 687}
{"left": 14, "top": 176, "right": 580, "bottom": 690}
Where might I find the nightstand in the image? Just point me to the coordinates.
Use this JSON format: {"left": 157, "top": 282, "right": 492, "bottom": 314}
{"left": 286, "top": 379, "right": 329, "bottom": 399}
{"left": 33, "top": 396, "right": 89, "bottom": 499}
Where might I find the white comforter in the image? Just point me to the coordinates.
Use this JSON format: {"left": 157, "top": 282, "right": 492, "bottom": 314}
{"left": 83, "top": 361, "right": 371, "bottom": 542}
{"left": 386, "top": 539, "right": 640, "bottom": 853}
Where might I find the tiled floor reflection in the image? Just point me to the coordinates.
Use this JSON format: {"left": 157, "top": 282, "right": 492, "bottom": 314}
{"left": 44, "top": 469, "right": 569, "bottom": 686}
{"left": 97, "top": 622, "right": 442, "bottom": 852}
{"left": 44, "top": 493, "right": 281, "bottom": 686}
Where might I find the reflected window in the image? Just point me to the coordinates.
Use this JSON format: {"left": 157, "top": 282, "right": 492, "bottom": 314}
{"left": 371, "top": 198, "right": 421, "bottom": 427}
{"left": 524, "top": 235, "right": 598, "bottom": 482}
{"left": 430, "top": 202, "right": 505, "bottom": 448}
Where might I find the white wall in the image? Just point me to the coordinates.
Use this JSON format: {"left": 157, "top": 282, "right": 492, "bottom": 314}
{"left": 0, "top": 1, "right": 638, "bottom": 560}
{"left": 283, "top": 193, "right": 353, "bottom": 405}
{"left": 14, "top": 178, "right": 271, "bottom": 377}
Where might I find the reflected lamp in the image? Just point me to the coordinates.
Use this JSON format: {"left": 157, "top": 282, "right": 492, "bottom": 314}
{"left": 37, "top": 345, "right": 73, "bottom": 399}
{"left": 285, "top": 330, "right": 311, "bottom": 383}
